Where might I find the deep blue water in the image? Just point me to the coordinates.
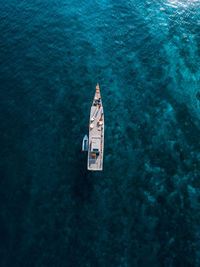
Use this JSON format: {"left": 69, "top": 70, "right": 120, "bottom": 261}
{"left": 1, "top": 0, "right": 200, "bottom": 266}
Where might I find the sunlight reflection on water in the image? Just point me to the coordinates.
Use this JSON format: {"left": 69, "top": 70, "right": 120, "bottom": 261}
{"left": 165, "top": 0, "right": 200, "bottom": 8}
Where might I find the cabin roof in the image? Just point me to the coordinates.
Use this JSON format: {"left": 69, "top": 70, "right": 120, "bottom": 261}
{"left": 91, "top": 136, "right": 101, "bottom": 150}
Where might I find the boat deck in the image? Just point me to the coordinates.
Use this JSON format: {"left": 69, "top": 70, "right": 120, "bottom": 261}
{"left": 87, "top": 105, "right": 104, "bottom": 171}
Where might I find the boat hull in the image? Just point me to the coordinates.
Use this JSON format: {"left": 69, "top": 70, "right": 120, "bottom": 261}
{"left": 87, "top": 85, "right": 104, "bottom": 171}
{"left": 82, "top": 135, "right": 88, "bottom": 151}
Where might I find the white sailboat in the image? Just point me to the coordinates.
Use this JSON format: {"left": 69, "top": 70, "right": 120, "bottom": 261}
{"left": 87, "top": 84, "right": 104, "bottom": 171}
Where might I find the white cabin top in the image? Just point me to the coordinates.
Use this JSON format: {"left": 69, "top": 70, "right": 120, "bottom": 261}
{"left": 91, "top": 136, "right": 101, "bottom": 152}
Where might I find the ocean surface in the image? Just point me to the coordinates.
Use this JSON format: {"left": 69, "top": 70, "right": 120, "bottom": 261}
{"left": 1, "top": 0, "right": 200, "bottom": 266}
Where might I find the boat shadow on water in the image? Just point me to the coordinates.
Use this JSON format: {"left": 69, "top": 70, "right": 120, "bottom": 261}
{"left": 72, "top": 150, "right": 94, "bottom": 202}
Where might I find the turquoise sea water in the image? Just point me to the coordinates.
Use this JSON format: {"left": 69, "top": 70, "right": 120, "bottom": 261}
{"left": 1, "top": 0, "right": 200, "bottom": 266}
